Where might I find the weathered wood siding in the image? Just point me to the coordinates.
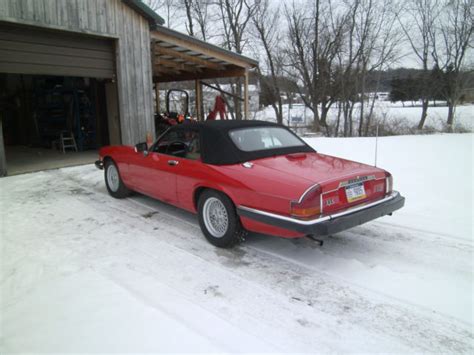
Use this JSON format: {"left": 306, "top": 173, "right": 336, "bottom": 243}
{"left": 0, "top": 0, "right": 154, "bottom": 145}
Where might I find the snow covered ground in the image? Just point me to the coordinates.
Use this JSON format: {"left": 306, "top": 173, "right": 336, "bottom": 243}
{"left": 1, "top": 134, "right": 473, "bottom": 353}
{"left": 255, "top": 101, "right": 473, "bottom": 132}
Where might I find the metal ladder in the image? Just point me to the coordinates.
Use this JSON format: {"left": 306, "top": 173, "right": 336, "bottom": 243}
{"left": 60, "top": 131, "right": 78, "bottom": 153}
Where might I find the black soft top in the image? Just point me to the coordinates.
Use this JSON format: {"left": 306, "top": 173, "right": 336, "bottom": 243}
{"left": 168, "top": 120, "right": 315, "bottom": 165}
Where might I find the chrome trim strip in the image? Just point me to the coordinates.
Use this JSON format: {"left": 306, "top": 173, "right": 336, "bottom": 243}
{"left": 238, "top": 191, "right": 399, "bottom": 226}
{"left": 385, "top": 176, "right": 392, "bottom": 194}
{"left": 312, "top": 170, "right": 381, "bottom": 186}
{"left": 322, "top": 176, "right": 386, "bottom": 196}
{"left": 320, "top": 193, "right": 324, "bottom": 214}
{"left": 298, "top": 183, "right": 321, "bottom": 203}
{"left": 338, "top": 175, "right": 375, "bottom": 188}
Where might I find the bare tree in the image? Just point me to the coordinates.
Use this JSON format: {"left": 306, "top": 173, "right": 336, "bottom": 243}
{"left": 431, "top": 0, "right": 473, "bottom": 129}
{"left": 358, "top": 0, "right": 403, "bottom": 136}
{"left": 284, "top": 0, "right": 345, "bottom": 132}
{"left": 180, "top": 0, "right": 215, "bottom": 40}
{"left": 183, "top": 0, "right": 195, "bottom": 36}
{"left": 334, "top": 0, "right": 364, "bottom": 137}
{"left": 398, "top": 0, "right": 441, "bottom": 130}
{"left": 144, "top": 0, "right": 182, "bottom": 28}
{"left": 317, "top": 1, "right": 347, "bottom": 130}
{"left": 284, "top": 2, "right": 318, "bottom": 128}
{"left": 330, "top": 0, "right": 401, "bottom": 137}
{"left": 251, "top": 0, "right": 284, "bottom": 124}
{"left": 283, "top": 0, "right": 400, "bottom": 136}
{"left": 192, "top": 0, "right": 214, "bottom": 40}
{"left": 217, "top": 0, "right": 257, "bottom": 119}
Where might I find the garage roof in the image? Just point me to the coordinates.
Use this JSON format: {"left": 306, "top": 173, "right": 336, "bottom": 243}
{"left": 151, "top": 25, "right": 258, "bottom": 83}
{"left": 123, "top": 0, "right": 165, "bottom": 26}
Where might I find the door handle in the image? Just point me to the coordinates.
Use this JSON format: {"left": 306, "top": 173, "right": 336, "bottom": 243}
{"left": 167, "top": 160, "right": 179, "bottom": 166}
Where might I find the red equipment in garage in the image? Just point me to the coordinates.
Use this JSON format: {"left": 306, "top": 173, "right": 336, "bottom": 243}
{"left": 206, "top": 95, "right": 228, "bottom": 121}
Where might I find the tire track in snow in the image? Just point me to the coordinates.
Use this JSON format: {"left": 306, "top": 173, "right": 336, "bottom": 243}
{"left": 372, "top": 220, "right": 474, "bottom": 245}
{"left": 56, "top": 167, "right": 474, "bottom": 353}
{"left": 128, "top": 189, "right": 473, "bottom": 326}
{"left": 4, "top": 166, "right": 466, "bottom": 352}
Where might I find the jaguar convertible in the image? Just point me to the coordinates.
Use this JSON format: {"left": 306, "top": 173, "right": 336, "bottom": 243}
{"left": 95, "top": 120, "right": 405, "bottom": 247}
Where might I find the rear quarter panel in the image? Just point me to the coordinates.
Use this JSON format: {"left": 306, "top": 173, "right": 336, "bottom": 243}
{"left": 188, "top": 163, "right": 309, "bottom": 238}
{"left": 207, "top": 164, "right": 310, "bottom": 215}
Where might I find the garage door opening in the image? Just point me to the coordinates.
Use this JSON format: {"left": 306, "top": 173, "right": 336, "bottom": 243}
{"left": 0, "top": 73, "right": 113, "bottom": 175}
{"left": 0, "top": 22, "right": 120, "bottom": 176}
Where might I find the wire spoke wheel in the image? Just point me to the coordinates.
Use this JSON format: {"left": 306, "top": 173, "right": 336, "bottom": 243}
{"left": 203, "top": 197, "right": 229, "bottom": 238}
{"left": 106, "top": 164, "right": 120, "bottom": 192}
{"left": 198, "top": 190, "right": 242, "bottom": 248}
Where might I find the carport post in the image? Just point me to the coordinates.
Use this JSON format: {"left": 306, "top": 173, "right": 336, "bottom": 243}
{"left": 244, "top": 69, "right": 249, "bottom": 120}
{"left": 155, "top": 82, "right": 160, "bottom": 114}
{"left": 195, "top": 80, "right": 203, "bottom": 121}
{"left": 0, "top": 117, "right": 6, "bottom": 176}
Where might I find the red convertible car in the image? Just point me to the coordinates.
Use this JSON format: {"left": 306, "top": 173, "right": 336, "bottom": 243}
{"left": 95, "top": 120, "right": 404, "bottom": 247}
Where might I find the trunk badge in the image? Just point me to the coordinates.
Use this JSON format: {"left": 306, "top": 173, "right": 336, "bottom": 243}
{"left": 242, "top": 162, "right": 254, "bottom": 168}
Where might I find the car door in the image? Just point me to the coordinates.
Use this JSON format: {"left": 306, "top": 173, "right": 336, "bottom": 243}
{"left": 127, "top": 129, "right": 180, "bottom": 203}
{"left": 129, "top": 127, "right": 199, "bottom": 205}
{"left": 173, "top": 129, "right": 205, "bottom": 211}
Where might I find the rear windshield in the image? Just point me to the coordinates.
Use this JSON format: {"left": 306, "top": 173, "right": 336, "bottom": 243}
{"left": 229, "top": 126, "right": 305, "bottom": 152}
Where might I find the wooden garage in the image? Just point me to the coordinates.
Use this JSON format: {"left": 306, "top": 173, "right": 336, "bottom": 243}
{"left": 0, "top": 0, "right": 257, "bottom": 177}
{"left": 0, "top": 0, "right": 162, "bottom": 176}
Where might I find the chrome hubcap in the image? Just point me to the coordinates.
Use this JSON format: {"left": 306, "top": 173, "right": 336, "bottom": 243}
{"left": 203, "top": 197, "right": 228, "bottom": 238}
{"left": 107, "top": 164, "right": 120, "bottom": 192}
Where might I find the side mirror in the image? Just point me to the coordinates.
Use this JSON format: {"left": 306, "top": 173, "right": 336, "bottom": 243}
{"left": 134, "top": 142, "right": 149, "bottom": 156}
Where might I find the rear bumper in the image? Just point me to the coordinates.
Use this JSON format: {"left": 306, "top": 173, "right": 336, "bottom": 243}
{"left": 237, "top": 191, "right": 405, "bottom": 236}
{"left": 95, "top": 160, "right": 104, "bottom": 170}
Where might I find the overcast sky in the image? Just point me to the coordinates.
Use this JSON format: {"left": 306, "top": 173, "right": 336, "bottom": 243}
{"left": 145, "top": 0, "right": 465, "bottom": 70}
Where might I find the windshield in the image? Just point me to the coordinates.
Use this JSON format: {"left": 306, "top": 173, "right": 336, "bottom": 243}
{"left": 229, "top": 126, "right": 305, "bottom": 152}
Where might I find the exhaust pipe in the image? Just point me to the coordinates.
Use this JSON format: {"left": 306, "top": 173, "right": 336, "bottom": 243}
{"left": 306, "top": 235, "right": 324, "bottom": 246}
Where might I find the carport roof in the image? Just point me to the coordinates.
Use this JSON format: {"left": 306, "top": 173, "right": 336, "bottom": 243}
{"left": 151, "top": 25, "right": 258, "bottom": 83}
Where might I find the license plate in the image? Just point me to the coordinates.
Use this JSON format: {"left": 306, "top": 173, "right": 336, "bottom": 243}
{"left": 346, "top": 182, "right": 366, "bottom": 202}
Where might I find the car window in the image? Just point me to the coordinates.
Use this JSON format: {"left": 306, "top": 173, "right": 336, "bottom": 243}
{"left": 229, "top": 127, "right": 304, "bottom": 152}
{"left": 152, "top": 129, "right": 201, "bottom": 160}
{"left": 186, "top": 133, "right": 201, "bottom": 160}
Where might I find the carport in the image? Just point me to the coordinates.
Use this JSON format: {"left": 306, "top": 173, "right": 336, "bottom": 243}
{"left": 150, "top": 26, "right": 258, "bottom": 121}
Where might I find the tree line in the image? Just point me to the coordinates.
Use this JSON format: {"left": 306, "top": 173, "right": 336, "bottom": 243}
{"left": 390, "top": 66, "right": 473, "bottom": 106}
{"left": 145, "top": 0, "right": 473, "bottom": 135}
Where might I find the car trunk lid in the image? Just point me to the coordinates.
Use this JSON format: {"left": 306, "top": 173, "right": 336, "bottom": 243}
{"left": 253, "top": 152, "right": 388, "bottom": 215}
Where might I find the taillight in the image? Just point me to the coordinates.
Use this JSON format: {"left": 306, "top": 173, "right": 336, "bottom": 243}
{"left": 291, "top": 184, "right": 322, "bottom": 219}
{"left": 385, "top": 172, "right": 393, "bottom": 194}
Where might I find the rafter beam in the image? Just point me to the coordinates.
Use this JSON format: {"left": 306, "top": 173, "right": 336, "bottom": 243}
{"left": 151, "top": 28, "right": 257, "bottom": 69}
{"left": 155, "top": 57, "right": 201, "bottom": 73}
{"left": 153, "top": 67, "right": 246, "bottom": 83}
{"left": 153, "top": 43, "right": 225, "bottom": 70}
{"left": 153, "top": 65, "right": 181, "bottom": 75}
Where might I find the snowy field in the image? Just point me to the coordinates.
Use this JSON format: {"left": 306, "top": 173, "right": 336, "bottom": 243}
{"left": 1, "top": 134, "right": 473, "bottom": 353}
{"left": 255, "top": 101, "right": 474, "bottom": 132}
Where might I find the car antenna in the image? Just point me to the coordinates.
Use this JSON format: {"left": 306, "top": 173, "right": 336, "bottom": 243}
{"left": 374, "top": 123, "right": 379, "bottom": 167}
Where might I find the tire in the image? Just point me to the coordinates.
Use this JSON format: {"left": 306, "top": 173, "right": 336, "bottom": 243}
{"left": 197, "top": 190, "right": 243, "bottom": 248}
{"left": 104, "top": 159, "right": 131, "bottom": 199}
